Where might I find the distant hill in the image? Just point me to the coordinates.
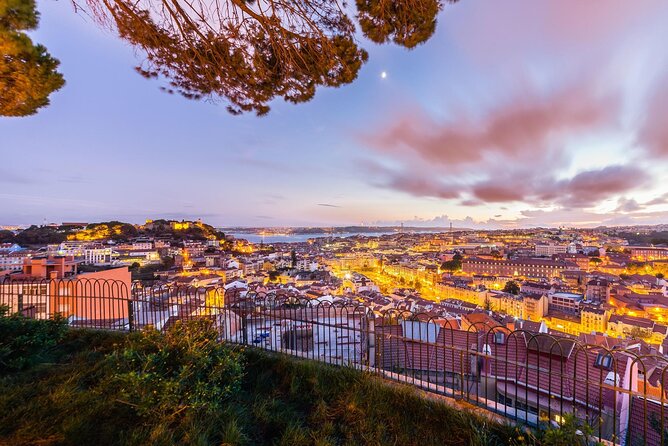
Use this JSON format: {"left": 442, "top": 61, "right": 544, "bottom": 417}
{"left": 6, "top": 219, "right": 227, "bottom": 246}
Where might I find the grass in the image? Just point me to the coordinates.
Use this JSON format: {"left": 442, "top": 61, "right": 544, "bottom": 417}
{"left": 0, "top": 317, "right": 587, "bottom": 446}
{"left": 240, "top": 350, "right": 517, "bottom": 446}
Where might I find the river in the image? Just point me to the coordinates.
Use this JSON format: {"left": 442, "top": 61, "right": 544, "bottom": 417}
{"left": 226, "top": 231, "right": 400, "bottom": 244}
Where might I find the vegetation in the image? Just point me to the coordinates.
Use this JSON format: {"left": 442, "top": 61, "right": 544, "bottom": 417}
{"left": 483, "top": 296, "right": 492, "bottom": 311}
{"left": 71, "top": 0, "right": 460, "bottom": 115}
{"left": 624, "top": 261, "right": 668, "bottom": 278}
{"left": 441, "top": 252, "right": 463, "bottom": 273}
{"left": 12, "top": 225, "right": 70, "bottom": 246}
{"left": 628, "top": 327, "right": 652, "bottom": 341}
{"left": 144, "top": 219, "right": 224, "bottom": 241}
{"left": 0, "top": 0, "right": 65, "bottom": 116}
{"left": 109, "top": 321, "right": 245, "bottom": 420}
{"left": 7, "top": 219, "right": 228, "bottom": 248}
{"left": 2, "top": 0, "right": 460, "bottom": 117}
{"left": 67, "top": 221, "right": 139, "bottom": 241}
{"left": 503, "top": 280, "right": 520, "bottom": 295}
{"left": 0, "top": 313, "right": 600, "bottom": 446}
{"left": 621, "top": 231, "right": 668, "bottom": 246}
{"left": 0, "top": 305, "right": 67, "bottom": 372}
{"left": 130, "top": 263, "right": 164, "bottom": 281}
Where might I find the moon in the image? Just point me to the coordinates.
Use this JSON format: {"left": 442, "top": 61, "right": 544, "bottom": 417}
{"left": 381, "top": 71, "right": 387, "bottom": 79}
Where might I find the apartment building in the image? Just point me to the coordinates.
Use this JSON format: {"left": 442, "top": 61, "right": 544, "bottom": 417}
{"left": 462, "top": 257, "right": 578, "bottom": 279}
{"left": 534, "top": 243, "right": 568, "bottom": 256}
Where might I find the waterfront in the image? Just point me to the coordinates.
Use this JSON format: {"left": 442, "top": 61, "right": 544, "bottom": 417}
{"left": 226, "top": 231, "right": 398, "bottom": 243}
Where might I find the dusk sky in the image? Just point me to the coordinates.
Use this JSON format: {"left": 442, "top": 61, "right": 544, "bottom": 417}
{"left": 2, "top": 0, "right": 668, "bottom": 228}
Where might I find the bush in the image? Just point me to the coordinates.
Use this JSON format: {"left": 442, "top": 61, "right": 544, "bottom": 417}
{"left": 107, "top": 320, "right": 245, "bottom": 420}
{"left": 0, "top": 310, "right": 68, "bottom": 372}
{"left": 506, "top": 414, "right": 602, "bottom": 446}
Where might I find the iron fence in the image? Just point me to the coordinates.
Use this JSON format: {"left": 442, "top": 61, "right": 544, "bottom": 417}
{"left": 2, "top": 277, "right": 668, "bottom": 446}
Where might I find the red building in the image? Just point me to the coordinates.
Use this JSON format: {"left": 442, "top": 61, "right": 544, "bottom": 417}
{"left": 462, "top": 257, "right": 578, "bottom": 278}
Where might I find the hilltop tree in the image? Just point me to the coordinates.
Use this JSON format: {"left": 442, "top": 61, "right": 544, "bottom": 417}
{"left": 14, "top": 225, "right": 69, "bottom": 245}
{"left": 589, "top": 257, "right": 602, "bottom": 265}
{"left": 502, "top": 280, "right": 520, "bottom": 295}
{"left": 483, "top": 296, "right": 492, "bottom": 311}
{"left": 440, "top": 252, "right": 462, "bottom": 273}
{"left": 77, "top": 0, "right": 459, "bottom": 115}
{"left": 0, "top": 0, "right": 65, "bottom": 116}
{"left": 0, "top": 230, "right": 14, "bottom": 243}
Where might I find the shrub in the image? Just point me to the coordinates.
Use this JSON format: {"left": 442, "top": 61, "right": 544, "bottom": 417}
{"left": 107, "top": 319, "right": 245, "bottom": 421}
{"left": 0, "top": 311, "right": 68, "bottom": 372}
{"left": 506, "top": 413, "right": 602, "bottom": 446}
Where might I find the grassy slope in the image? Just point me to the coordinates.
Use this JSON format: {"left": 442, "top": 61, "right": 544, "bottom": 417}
{"left": 0, "top": 329, "right": 519, "bottom": 446}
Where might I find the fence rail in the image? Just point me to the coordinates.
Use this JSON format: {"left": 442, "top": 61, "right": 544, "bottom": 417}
{"left": 2, "top": 277, "right": 668, "bottom": 446}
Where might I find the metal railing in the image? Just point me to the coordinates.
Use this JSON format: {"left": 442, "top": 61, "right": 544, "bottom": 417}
{"left": 2, "top": 277, "right": 668, "bottom": 446}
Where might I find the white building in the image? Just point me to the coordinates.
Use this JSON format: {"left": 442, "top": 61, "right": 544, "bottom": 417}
{"left": 0, "top": 252, "right": 28, "bottom": 272}
{"left": 84, "top": 247, "right": 117, "bottom": 265}
{"left": 535, "top": 244, "right": 568, "bottom": 256}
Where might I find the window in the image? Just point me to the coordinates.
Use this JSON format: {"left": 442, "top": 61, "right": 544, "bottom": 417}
{"left": 594, "top": 352, "right": 613, "bottom": 370}
{"left": 494, "top": 332, "right": 505, "bottom": 344}
{"left": 498, "top": 394, "right": 513, "bottom": 407}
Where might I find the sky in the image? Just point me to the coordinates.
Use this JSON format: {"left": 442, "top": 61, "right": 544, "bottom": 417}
{"left": 2, "top": 0, "right": 668, "bottom": 228}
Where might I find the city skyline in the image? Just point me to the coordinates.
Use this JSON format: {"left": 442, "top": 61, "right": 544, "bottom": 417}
{"left": 3, "top": 0, "right": 668, "bottom": 228}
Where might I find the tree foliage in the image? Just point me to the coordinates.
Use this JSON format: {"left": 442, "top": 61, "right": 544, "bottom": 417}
{"left": 0, "top": 308, "right": 68, "bottom": 372}
{"left": 14, "top": 225, "right": 70, "bottom": 245}
{"left": 0, "top": 230, "right": 14, "bottom": 243}
{"left": 0, "top": 0, "right": 65, "bottom": 116}
{"left": 79, "top": 0, "right": 458, "bottom": 115}
{"left": 107, "top": 320, "right": 245, "bottom": 418}
{"left": 441, "top": 252, "right": 462, "bottom": 273}
{"left": 502, "top": 280, "right": 520, "bottom": 295}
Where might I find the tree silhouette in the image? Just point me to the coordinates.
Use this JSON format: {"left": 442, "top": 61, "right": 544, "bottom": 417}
{"left": 502, "top": 280, "right": 520, "bottom": 295}
{"left": 440, "top": 252, "right": 462, "bottom": 272}
{"left": 0, "top": 0, "right": 65, "bottom": 116}
{"left": 79, "top": 0, "right": 459, "bottom": 115}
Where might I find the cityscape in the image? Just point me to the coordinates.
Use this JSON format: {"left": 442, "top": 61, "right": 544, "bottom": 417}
{"left": 3, "top": 0, "right": 668, "bottom": 445}
{"left": 3, "top": 220, "right": 668, "bottom": 443}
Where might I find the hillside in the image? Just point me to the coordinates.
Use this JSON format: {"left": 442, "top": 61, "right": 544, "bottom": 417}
{"left": 0, "top": 314, "right": 586, "bottom": 446}
{"left": 4, "top": 219, "right": 226, "bottom": 246}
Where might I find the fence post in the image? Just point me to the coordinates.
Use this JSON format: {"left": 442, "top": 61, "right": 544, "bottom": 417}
{"left": 367, "top": 315, "right": 375, "bottom": 368}
{"left": 127, "top": 298, "right": 134, "bottom": 332}
{"left": 241, "top": 312, "right": 248, "bottom": 345}
{"left": 17, "top": 292, "right": 23, "bottom": 314}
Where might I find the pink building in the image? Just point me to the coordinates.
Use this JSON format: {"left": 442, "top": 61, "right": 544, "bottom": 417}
{"left": 9, "top": 256, "right": 132, "bottom": 325}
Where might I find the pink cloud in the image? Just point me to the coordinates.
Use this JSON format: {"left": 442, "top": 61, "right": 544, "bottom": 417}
{"left": 360, "top": 82, "right": 618, "bottom": 171}
{"left": 444, "top": 0, "right": 667, "bottom": 65}
{"left": 544, "top": 1, "right": 665, "bottom": 40}
{"left": 640, "top": 75, "right": 668, "bottom": 157}
{"left": 552, "top": 165, "right": 646, "bottom": 207}
{"left": 358, "top": 78, "right": 645, "bottom": 209}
